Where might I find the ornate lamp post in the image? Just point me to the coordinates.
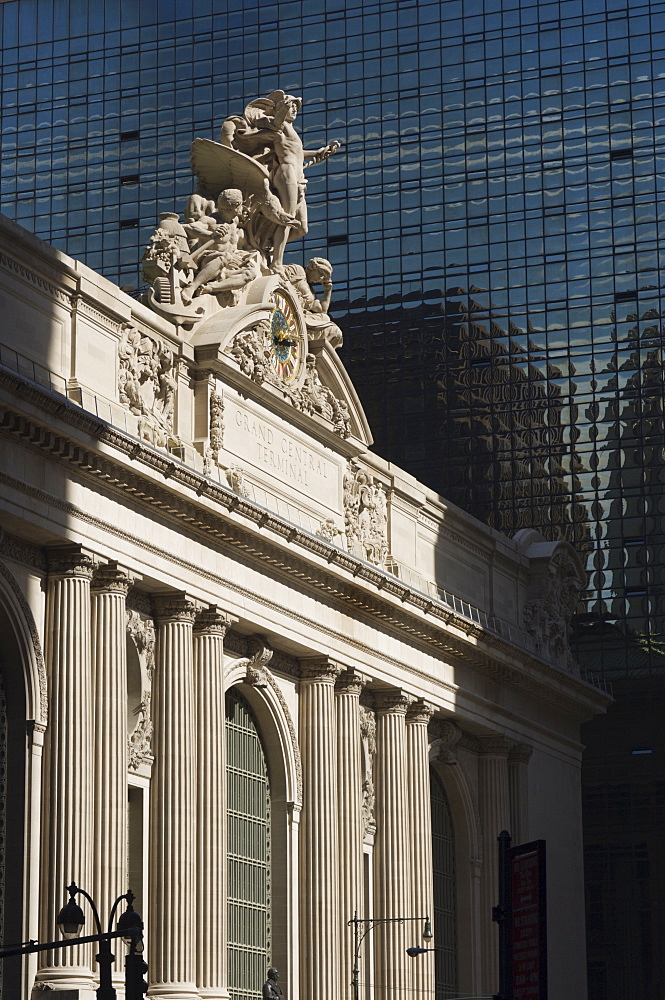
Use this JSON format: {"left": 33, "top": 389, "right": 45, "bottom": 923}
{"left": 348, "top": 912, "right": 432, "bottom": 1000}
{"left": 57, "top": 882, "right": 144, "bottom": 999}
{"left": 0, "top": 882, "right": 145, "bottom": 998}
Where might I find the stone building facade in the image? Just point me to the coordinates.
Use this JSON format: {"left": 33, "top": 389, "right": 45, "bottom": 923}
{"left": 0, "top": 211, "right": 609, "bottom": 1000}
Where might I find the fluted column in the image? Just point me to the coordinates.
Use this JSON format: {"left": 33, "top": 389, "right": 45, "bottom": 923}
{"left": 194, "top": 605, "right": 231, "bottom": 1000}
{"left": 336, "top": 671, "right": 365, "bottom": 1000}
{"left": 299, "top": 658, "right": 341, "bottom": 1000}
{"left": 91, "top": 562, "right": 134, "bottom": 980}
{"left": 508, "top": 743, "right": 533, "bottom": 846}
{"left": 477, "top": 736, "right": 511, "bottom": 996}
{"left": 373, "top": 690, "right": 410, "bottom": 1000}
{"left": 37, "top": 544, "right": 95, "bottom": 994}
{"left": 406, "top": 701, "right": 435, "bottom": 1000}
{"left": 150, "top": 593, "right": 198, "bottom": 1000}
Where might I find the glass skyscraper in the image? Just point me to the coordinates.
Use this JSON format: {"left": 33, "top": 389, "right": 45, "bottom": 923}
{"left": 2, "top": 0, "right": 665, "bottom": 995}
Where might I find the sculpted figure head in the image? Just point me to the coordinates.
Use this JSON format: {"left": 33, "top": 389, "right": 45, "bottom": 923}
{"left": 305, "top": 257, "right": 333, "bottom": 286}
{"left": 216, "top": 188, "right": 244, "bottom": 221}
{"left": 185, "top": 193, "right": 215, "bottom": 222}
{"left": 266, "top": 90, "right": 302, "bottom": 125}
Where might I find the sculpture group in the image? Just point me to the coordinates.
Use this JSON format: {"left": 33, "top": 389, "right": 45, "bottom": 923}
{"left": 141, "top": 89, "right": 342, "bottom": 349}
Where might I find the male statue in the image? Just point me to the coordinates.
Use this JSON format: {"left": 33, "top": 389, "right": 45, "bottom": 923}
{"left": 263, "top": 967, "right": 284, "bottom": 1000}
{"left": 221, "top": 90, "right": 340, "bottom": 265}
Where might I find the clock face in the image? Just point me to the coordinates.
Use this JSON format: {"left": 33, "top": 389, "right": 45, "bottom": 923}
{"left": 269, "top": 290, "right": 302, "bottom": 382}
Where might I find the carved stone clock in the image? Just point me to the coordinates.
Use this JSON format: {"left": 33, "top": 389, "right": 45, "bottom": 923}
{"left": 268, "top": 288, "right": 304, "bottom": 383}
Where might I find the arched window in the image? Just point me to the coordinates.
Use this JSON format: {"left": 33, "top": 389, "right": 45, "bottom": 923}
{"left": 431, "top": 767, "right": 458, "bottom": 999}
{"left": 226, "top": 688, "right": 271, "bottom": 1000}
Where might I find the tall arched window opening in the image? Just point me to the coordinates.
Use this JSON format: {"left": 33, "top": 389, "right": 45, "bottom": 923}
{"left": 431, "top": 767, "right": 458, "bottom": 998}
{"left": 226, "top": 688, "right": 271, "bottom": 1000}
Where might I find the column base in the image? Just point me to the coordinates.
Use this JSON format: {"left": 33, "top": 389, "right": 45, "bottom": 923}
{"left": 147, "top": 985, "right": 199, "bottom": 1000}
{"left": 32, "top": 967, "right": 96, "bottom": 1000}
{"left": 198, "top": 990, "right": 231, "bottom": 1000}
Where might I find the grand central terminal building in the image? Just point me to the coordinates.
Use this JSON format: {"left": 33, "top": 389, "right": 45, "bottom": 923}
{"left": 0, "top": 93, "right": 609, "bottom": 1000}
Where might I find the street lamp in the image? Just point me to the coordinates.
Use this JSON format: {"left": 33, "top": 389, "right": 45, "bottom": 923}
{"left": 348, "top": 912, "right": 432, "bottom": 1000}
{"left": 57, "top": 882, "right": 144, "bottom": 1000}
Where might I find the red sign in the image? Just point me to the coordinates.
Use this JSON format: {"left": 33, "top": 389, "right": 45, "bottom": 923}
{"left": 509, "top": 841, "right": 547, "bottom": 1000}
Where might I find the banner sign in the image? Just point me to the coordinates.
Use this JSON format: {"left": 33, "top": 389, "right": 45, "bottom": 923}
{"left": 508, "top": 840, "right": 547, "bottom": 1000}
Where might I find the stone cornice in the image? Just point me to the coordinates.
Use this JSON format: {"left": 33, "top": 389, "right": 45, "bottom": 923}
{"left": 0, "top": 381, "right": 612, "bottom": 717}
{"left": 0, "top": 251, "right": 72, "bottom": 305}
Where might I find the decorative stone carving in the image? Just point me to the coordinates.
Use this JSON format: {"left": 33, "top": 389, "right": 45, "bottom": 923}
{"left": 46, "top": 543, "right": 95, "bottom": 579}
{"left": 508, "top": 742, "right": 534, "bottom": 766}
{"left": 523, "top": 548, "right": 582, "bottom": 673}
{"left": 226, "top": 465, "right": 250, "bottom": 497}
{"left": 316, "top": 518, "right": 342, "bottom": 544}
{"left": 430, "top": 719, "right": 462, "bottom": 765}
{"left": 142, "top": 89, "right": 342, "bottom": 337}
{"left": 209, "top": 390, "right": 225, "bottom": 454}
{"left": 193, "top": 605, "right": 231, "bottom": 637}
{"left": 128, "top": 694, "right": 153, "bottom": 771}
{"left": 126, "top": 609, "right": 156, "bottom": 769}
{"left": 343, "top": 463, "right": 389, "bottom": 566}
{"left": 126, "top": 609, "right": 156, "bottom": 679}
{"left": 280, "top": 258, "right": 343, "bottom": 348}
{"left": 204, "top": 388, "right": 225, "bottom": 475}
{"left": 228, "top": 325, "right": 351, "bottom": 437}
{"left": 179, "top": 189, "right": 262, "bottom": 306}
{"left": 211, "top": 90, "right": 341, "bottom": 266}
{"left": 117, "top": 324, "right": 178, "bottom": 448}
{"left": 359, "top": 704, "right": 377, "bottom": 836}
{"left": 238, "top": 636, "right": 273, "bottom": 688}
{"left": 406, "top": 699, "right": 434, "bottom": 726}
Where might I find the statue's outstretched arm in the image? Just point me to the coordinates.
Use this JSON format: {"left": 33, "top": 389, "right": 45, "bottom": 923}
{"left": 303, "top": 140, "right": 341, "bottom": 169}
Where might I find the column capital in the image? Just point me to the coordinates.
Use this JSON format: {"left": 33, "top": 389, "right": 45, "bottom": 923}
{"left": 193, "top": 604, "right": 232, "bottom": 636}
{"left": 152, "top": 592, "right": 197, "bottom": 624}
{"left": 299, "top": 657, "right": 342, "bottom": 683}
{"left": 46, "top": 543, "right": 96, "bottom": 579}
{"left": 508, "top": 742, "right": 534, "bottom": 766}
{"left": 406, "top": 699, "right": 434, "bottom": 725}
{"left": 373, "top": 688, "right": 409, "bottom": 715}
{"left": 91, "top": 561, "right": 136, "bottom": 595}
{"left": 476, "top": 734, "right": 513, "bottom": 757}
{"left": 335, "top": 670, "right": 365, "bottom": 696}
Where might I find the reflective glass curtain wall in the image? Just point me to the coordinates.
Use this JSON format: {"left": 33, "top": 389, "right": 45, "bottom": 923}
{"left": 2, "top": 1, "right": 665, "bottom": 995}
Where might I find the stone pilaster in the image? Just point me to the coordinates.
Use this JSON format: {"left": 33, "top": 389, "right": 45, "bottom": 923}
{"left": 477, "top": 735, "right": 512, "bottom": 996}
{"left": 508, "top": 742, "right": 533, "bottom": 846}
{"left": 335, "top": 671, "right": 365, "bottom": 1000}
{"left": 37, "top": 544, "right": 95, "bottom": 993}
{"left": 406, "top": 701, "right": 435, "bottom": 1000}
{"left": 150, "top": 594, "right": 198, "bottom": 1000}
{"left": 299, "top": 658, "right": 341, "bottom": 1000}
{"left": 373, "top": 689, "right": 410, "bottom": 1000}
{"left": 91, "top": 562, "right": 134, "bottom": 979}
{"left": 194, "top": 605, "right": 231, "bottom": 1000}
